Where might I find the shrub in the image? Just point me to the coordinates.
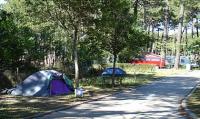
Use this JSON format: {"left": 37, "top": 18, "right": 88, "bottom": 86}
{"left": 87, "top": 64, "right": 104, "bottom": 76}
{"left": 79, "top": 76, "right": 104, "bottom": 87}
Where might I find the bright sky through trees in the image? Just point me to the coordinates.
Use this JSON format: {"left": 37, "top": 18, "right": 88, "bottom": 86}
{"left": 0, "top": 0, "right": 6, "bottom": 4}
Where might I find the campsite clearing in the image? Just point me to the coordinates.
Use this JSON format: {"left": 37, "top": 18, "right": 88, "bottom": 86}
{"left": 0, "top": 69, "right": 186, "bottom": 118}
{"left": 0, "top": 86, "right": 130, "bottom": 118}
{"left": 0, "top": 75, "right": 154, "bottom": 118}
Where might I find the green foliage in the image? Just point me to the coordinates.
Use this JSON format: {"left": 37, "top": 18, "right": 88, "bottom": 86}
{"left": 188, "top": 37, "right": 200, "bottom": 51}
{"left": 117, "top": 27, "right": 156, "bottom": 62}
{"left": 0, "top": 10, "right": 35, "bottom": 68}
{"left": 118, "top": 48, "right": 136, "bottom": 63}
{"left": 96, "top": 0, "right": 133, "bottom": 55}
{"left": 188, "top": 37, "right": 200, "bottom": 63}
{"left": 127, "top": 28, "right": 155, "bottom": 49}
{"left": 79, "top": 36, "right": 104, "bottom": 63}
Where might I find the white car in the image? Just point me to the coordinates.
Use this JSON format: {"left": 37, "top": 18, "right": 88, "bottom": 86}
{"left": 191, "top": 62, "right": 199, "bottom": 68}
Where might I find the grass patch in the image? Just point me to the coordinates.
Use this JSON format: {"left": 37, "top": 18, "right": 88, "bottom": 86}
{"left": 154, "top": 69, "right": 186, "bottom": 77}
{"left": 188, "top": 86, "right": 200, "bottom": 118}
{"left": 0, "top": 94, "right": 92, "bottom": 119}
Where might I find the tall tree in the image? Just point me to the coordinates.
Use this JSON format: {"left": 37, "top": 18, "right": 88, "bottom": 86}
{"left": 174, "top": 0, "right": 184, "bottom": 69}
{"left": 97, "top": 0, "right": 132, "bottom": 86}
{"left": 3, "top": 0, "right": 58, "bottom": 67}
{"left": 23, "top": 0, "right": 100, "bottom": 87}
{"left": 161, "top": 0, "right": 169, "bottom": 60}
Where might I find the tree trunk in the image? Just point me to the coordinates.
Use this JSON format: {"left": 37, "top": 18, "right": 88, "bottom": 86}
{"left": 185, "top": 26, "right": 188, "bottom": 55}
{"left": 73, "top": 28, "right": 79, "bottom": 88}
{"left": 174, "top": 1, "right": 184, "bottom": 70}
{"left": 133, "top": 0, "right": 139, "bottom": 24}
{"left": 147, "top": 24, "right": 151, "bottom": 52}
{"left": 196, "top": 18, "right": 199, "bottom": 37}
{"left": 162, "top": 0, "right": 169, "bottom": 60}
{"left": 151, "top": 23, "right": 155, "bottom": 53}
{"left": 112, "top": 53, "right": 117, "bottom": 87}
{"left": 147, "top": 24, "right": 151, "bottom": 35}
{"left": 157, "top": 28, "right": 160, "bottom": 39}
{"left": 143, "top": 1, "right": 147, "bottom": 30}
{"left": 185, "top": 26, "right": 188, "bottom": 40}
{"left": 173, "top": 26, "right": 176, "bottom": 56}
{"left": 191, "top": 18, "right": 194, "bottom": 38}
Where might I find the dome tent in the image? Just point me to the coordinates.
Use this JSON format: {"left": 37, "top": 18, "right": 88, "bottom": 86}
{"left": 10, "top": 70, "right": 74, "bottom": 96}
{"left": 101, "top": 68, "right": 126, "bottom": 77}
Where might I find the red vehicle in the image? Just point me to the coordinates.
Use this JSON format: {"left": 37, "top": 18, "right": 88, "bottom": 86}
{"left": 130, "top": 54, "right": 165, "bottom": 68}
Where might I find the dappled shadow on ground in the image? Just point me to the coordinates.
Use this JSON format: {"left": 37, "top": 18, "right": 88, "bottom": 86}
{"left": 0, "top": 94, "right": 90, "bottom": 118}
{"left": 40, "top": 75, "right": 199, "bottom": 119}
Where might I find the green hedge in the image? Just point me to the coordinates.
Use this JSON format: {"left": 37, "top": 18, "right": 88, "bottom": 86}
{"left": 101, "top": 63, "right": 155, "bottom": 74}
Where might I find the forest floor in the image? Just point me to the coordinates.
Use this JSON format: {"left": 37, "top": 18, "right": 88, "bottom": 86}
{"left": 0, "top": 69, "right": 187, "bottom": 119}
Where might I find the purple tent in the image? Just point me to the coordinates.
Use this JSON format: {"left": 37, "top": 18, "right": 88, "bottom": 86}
{"left": 10, "top": 70, "right": 74, "bottom": 96}
{"left": 50, "top": 76, "right": 71, "bottom": 96}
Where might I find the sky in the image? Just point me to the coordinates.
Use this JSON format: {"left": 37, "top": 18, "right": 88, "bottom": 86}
{"left": 0, "top": 0, "right": 6, "bottom": 4}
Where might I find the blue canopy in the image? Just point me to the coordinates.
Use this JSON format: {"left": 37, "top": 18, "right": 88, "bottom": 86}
{"left": 102, "top": 68, "right": 126, "bottom": 77}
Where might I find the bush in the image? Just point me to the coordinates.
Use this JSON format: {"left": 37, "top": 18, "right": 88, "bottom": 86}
{"left": 87, "top": 64, "right": 104, "bottom": 76}
{"left": 79, "top": 76, "right": 104, "bottom": 86}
